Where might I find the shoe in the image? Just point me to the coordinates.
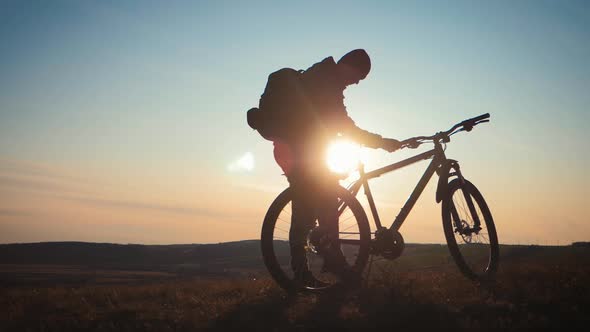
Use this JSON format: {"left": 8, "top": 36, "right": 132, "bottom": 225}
{"left": 319, "top": 248, "right": 362, "bottom": 289}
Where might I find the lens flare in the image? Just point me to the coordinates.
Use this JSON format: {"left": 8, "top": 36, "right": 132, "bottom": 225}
{"left": 326, "top": 140, "right": 363, "bottom": 174}
{"left": 228, "top": 152, "right": 254, "bottom": 172}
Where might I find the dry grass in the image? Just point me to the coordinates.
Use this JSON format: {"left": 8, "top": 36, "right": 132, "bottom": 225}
{"left": 1, "top": 278, "right": 282, "bottom": 331}
{"left": 1, "top": 247, "right": 589, "bottom": 331}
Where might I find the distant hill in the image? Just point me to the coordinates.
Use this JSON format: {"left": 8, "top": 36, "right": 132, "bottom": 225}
{"left": 0, "top": 240, "right": 265, "bottom": 273}
{"left": 2, "top": 241, "right": 588, "bottom": 267}
{"left": 0, "top": 241, "right": 588, "bottom": 286}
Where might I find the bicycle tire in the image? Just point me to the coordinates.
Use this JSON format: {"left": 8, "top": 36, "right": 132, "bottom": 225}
{"left": 261, "top": 186, "right": 371, "bottom": 293}
{"left": 442, "top": 179, "right": 499, "bottom": 281}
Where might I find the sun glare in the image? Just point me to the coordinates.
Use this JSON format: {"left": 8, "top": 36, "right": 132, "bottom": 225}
{"left": 326, "top": 140, "right": 364, "bottom": 174}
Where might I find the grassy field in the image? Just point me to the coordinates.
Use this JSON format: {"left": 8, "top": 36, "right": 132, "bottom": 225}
{"left": 1, "top": 244, "right": 589, "bottom": 331}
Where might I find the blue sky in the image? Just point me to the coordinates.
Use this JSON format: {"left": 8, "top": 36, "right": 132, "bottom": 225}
{"left": 0, "top": 0, "right": 588, "bottom": 244}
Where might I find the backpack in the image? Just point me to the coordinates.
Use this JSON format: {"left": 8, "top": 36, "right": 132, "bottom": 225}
{"left": 247, "top": 68, "right": 308, "bottom": 141}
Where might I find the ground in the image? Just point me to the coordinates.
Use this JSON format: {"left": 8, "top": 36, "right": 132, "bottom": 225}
{"left": 1, "top": 244, "right": 588, "bottom": 331}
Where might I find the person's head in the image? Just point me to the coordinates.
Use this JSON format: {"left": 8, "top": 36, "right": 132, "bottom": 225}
{"left": 337, "top": 49, "right": 371, "bottom": 85}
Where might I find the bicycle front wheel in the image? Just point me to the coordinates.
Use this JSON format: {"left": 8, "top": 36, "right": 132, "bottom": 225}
{"left": 261, "top": 186, "right": 371, "bottom": 293}
{"left": 442, "top": 179, "right": 499, "bottom": 281}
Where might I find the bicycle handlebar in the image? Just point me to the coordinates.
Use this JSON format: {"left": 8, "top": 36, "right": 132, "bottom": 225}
{"left": 466, "top": 113, "right": 490, "bottom": 124}
{"left": 400, "top": 113, "right": 490, "bottom": 149}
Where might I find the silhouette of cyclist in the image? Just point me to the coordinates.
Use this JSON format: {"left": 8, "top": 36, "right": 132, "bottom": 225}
{"left": 269, "top": 49, "right": 402, "bottom": 287}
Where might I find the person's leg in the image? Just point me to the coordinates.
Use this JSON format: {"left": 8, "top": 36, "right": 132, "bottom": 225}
{"left": 315, "top": 176, "right": 361, "bottom": 287}
{"left": 275, "top": 143, "right": 314, "bottom": 282}
{"left": 288, "top": 172, "right": 317, "bottom": 281}
{"left": 315, "top": 179, "right": 347, "bottom": 270}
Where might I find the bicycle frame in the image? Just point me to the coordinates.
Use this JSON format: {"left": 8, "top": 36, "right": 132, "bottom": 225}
{"left": 341, "top": 141, "right": 481, "bottom": 235}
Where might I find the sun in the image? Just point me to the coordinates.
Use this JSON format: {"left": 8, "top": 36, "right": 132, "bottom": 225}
{"left": 326, "top": 140, "right": 364, "bottom": 174}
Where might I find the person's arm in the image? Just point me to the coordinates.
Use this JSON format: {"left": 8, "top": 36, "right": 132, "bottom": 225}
{"left": 339, "top": 116, "right": 382, "bottom": 147}
{"left": 317, "top": 64, "right": 401, "bottom": 151}
{"left": 339, "top": 116, "right": 401, "bottom": 152}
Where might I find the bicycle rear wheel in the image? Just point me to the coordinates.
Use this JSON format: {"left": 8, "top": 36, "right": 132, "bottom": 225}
{"left": 261, "top": 186, "right": 370, "bottom": 293}
{"left": 442, "top": 179, "right": 499, "bottom": 281}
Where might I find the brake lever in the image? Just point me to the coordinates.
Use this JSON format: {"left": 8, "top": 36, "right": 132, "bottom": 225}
{"left": 402, "top": 139, "right": 421, "bottom": 149}
{"left": 466, "top": 119, "right": 490, "bottom": 131}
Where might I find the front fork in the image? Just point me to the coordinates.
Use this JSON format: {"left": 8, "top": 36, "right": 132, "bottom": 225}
{"left": 440, "top": 160, "right": 482, "bottom": 233}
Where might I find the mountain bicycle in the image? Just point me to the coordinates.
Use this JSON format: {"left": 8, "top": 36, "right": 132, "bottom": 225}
{"left": 261, "top": 113, "right": 499, "bottom": 292}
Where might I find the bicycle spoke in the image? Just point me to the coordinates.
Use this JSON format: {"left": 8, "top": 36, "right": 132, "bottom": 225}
{"left": 444, "top": 180, "right": 498, "bottom": 281}
{"left": 274, "top": 226, "right": 288, "bottom": 234}
{"left": 460, "top": 199, "right": 471, "bottom": 223}
{"left": 455, "top": 194, "right": 472, "bottom": 224}
{"left": 341, "top": 234, "right": 360, "bottom": 240}
{"left": 340, "top": 223, "right": 359, "bottom": 233}
{"left": 340, "top": 230, "right": 361, "bottom": 238}
{"left": 459, "top": 194, "right": 475, "bottom": 225}
{"left": 277, "top": 216, "right": 290, "bottom": 224}
{"left": 476, "top": 232, "right": 489, "bottom": 243}
{"left": 339, "top": 211, "right": 355, "bottom": 224}
{"left": 339, "top": 217, "right": 356, "bottom": 226}
{"left": 453, "top": 190, "right": 487, "bottom": 231}
{"left": 457, "top": 193, "right": 474, "bottom": 224}
{"left": 453, "top": 198, "right": 465, "bottom": 222}
{"left": 262, "top": 186, "right": 372, "bottom": 292}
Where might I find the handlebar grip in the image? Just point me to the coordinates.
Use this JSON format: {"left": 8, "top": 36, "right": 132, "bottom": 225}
{"left": 461, "top": 113, "right": 490, "bottom": 131}
{"left": 467, "top": 113, "right": 490, "bottom": 123}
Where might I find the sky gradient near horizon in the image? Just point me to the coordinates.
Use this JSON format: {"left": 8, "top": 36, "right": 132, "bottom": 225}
{"left": 1, "top": 0, "right": 588, "bottom": 245}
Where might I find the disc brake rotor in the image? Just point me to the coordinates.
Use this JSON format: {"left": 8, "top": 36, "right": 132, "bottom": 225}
{"left": 458, "top": 220, "right": 473, "bottom": 243}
